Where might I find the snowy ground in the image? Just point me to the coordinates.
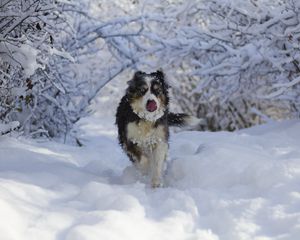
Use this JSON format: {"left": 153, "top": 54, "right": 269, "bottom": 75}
{"left": 1, "top": 111, "right": 300, "bottom": 240}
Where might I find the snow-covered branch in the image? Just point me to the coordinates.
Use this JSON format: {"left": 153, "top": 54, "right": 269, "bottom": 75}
{"left": 2, "top": 0, "right": 300, "bottom": 137}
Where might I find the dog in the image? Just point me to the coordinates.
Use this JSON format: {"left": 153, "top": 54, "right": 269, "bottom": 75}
{"left": 116, "top": 70, "right": 203, "bottom": 187}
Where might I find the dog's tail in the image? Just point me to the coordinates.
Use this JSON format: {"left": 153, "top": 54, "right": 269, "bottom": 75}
{"left": 167, "top": 112, "right": 206, "bottom": 129}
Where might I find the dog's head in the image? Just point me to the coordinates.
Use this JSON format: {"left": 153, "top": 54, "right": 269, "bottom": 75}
{"left": 126, "top": 70, "right": 169, "bottom": 122}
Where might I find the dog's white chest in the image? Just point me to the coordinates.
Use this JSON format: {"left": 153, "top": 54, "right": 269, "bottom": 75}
{"left": 127, "top": 121, "right": 165, "bottom": 147}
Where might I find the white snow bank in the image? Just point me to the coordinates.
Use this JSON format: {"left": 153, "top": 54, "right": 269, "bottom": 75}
{"left": 0, "top": 117, "right": 299, "bottom": 240}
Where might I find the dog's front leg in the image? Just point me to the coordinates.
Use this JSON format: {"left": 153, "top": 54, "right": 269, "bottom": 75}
{"left": 135, "top": 155, "right": 150, "bottom": 176}
{"left": 150, "top": 143, "right": 168, "bottom": 188}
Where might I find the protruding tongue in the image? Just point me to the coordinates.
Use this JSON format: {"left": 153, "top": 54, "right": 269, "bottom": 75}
{"left": 146, "top": 100, "right": 157, "bottom": 112}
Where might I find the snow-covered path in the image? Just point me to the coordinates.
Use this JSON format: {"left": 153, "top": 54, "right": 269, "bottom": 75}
{"left": 0, "top": 114, "right": 300, "bottom": 240}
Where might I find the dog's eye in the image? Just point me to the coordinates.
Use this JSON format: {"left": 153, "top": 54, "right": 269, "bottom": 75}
{"left": 153, "top": 84, "right": 160, "bottom": 90}
{"left": 140, "top": 88, "right": 148, "bottom": 95}
{"left": 152, "top": 85, "right": 161, "bottom": 95}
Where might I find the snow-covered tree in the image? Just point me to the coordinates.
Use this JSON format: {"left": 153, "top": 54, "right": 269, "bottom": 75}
{"left": 2, "top": 0, "right": 300, "bottom": 137}
{"left": 85, "top": 0, "right": 300, "bottom": 131}
{"left": 167, "top": 0, "right": 300, "bottom": 130}
{"left": 0, "top": 0, "right": 77, "bottom": 137}
{"left": 0, "top": 0, "right": 144, "bottom": 138}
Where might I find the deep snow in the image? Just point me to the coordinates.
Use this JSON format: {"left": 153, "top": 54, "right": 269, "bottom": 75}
{"left": 0, "top": 112, "right": 300, "bottom": 240}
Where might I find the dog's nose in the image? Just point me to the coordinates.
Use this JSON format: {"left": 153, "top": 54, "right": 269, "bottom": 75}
{"left": 146, "top": 99, "right": 157, "bottom": 112}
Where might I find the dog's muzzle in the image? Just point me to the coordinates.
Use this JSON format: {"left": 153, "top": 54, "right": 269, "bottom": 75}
{"left": 146, "top": 99, "right": 157, "bottom": 112}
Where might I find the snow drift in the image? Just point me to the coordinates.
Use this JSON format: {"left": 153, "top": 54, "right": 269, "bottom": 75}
{"left": 0, "top": 116, "right": 299, "bottom": 240}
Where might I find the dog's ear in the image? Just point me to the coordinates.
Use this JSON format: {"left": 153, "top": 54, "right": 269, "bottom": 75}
{"left": 134, "top": 71, "right": 145, "bottom": 78}
{"left": 154, "top": 69, "right": 164, "bottom": 81}
{"left": 154, "top": 69, "right": 169, "bottom": 89}
{"left": 127, "top": 71, "right": 145, "bottom": 86}
{"left": 127, "top": 71, "right": 146, "bottom": 86}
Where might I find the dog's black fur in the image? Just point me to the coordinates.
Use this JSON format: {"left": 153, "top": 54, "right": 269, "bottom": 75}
{"left": 116, "top": 70, "right": 198, "bottom": 187}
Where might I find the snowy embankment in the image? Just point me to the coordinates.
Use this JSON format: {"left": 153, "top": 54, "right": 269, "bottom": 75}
{"left": 0, "top": 115, "right": 300, "bottom": 240}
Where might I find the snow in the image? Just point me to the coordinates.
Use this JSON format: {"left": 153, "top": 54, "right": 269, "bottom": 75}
{"left": 49, "top": 47, "right": 75, "bottom": 63}
{"left": 0, "top": 42, "right": 40, "bottom": 78}
{"left": 1, "top": 112, "right": 300, "bottom": 239}
{"left": 0, "top": 121, "right": 20, "bottom": 135}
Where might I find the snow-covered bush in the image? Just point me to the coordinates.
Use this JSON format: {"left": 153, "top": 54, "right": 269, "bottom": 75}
{"left": 0, "top": 0, "right": 120, "bottom": 138}
{"left": 91, "top": 0, "right": 300, "bottom": 131}
{"left": 168, "top": 0, "right": 300, "bottom": 130}
{"left": 0, "top": 0, "right": 145, "bottom": 138}
{"left": 0, "top": 0, "right": 78, "bottom": 137}
{"left": 2, "top": 0, "right": 300, "bottom": 137}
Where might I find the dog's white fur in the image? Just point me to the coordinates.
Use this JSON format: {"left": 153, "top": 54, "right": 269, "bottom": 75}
{"left": 150, "top": 142, "right": 168, "bottom": 187}
{"left": 127, "top": 120, "right": 167, "bottom": 187}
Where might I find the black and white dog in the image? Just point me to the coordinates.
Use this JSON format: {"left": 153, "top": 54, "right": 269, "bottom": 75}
{"left": 116, "top": 70, "right": 202, "bottom": 187}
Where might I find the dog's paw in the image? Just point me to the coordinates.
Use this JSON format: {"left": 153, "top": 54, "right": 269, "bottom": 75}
{"left": 151, "top": 179, "right": 163, "bottom": 188}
